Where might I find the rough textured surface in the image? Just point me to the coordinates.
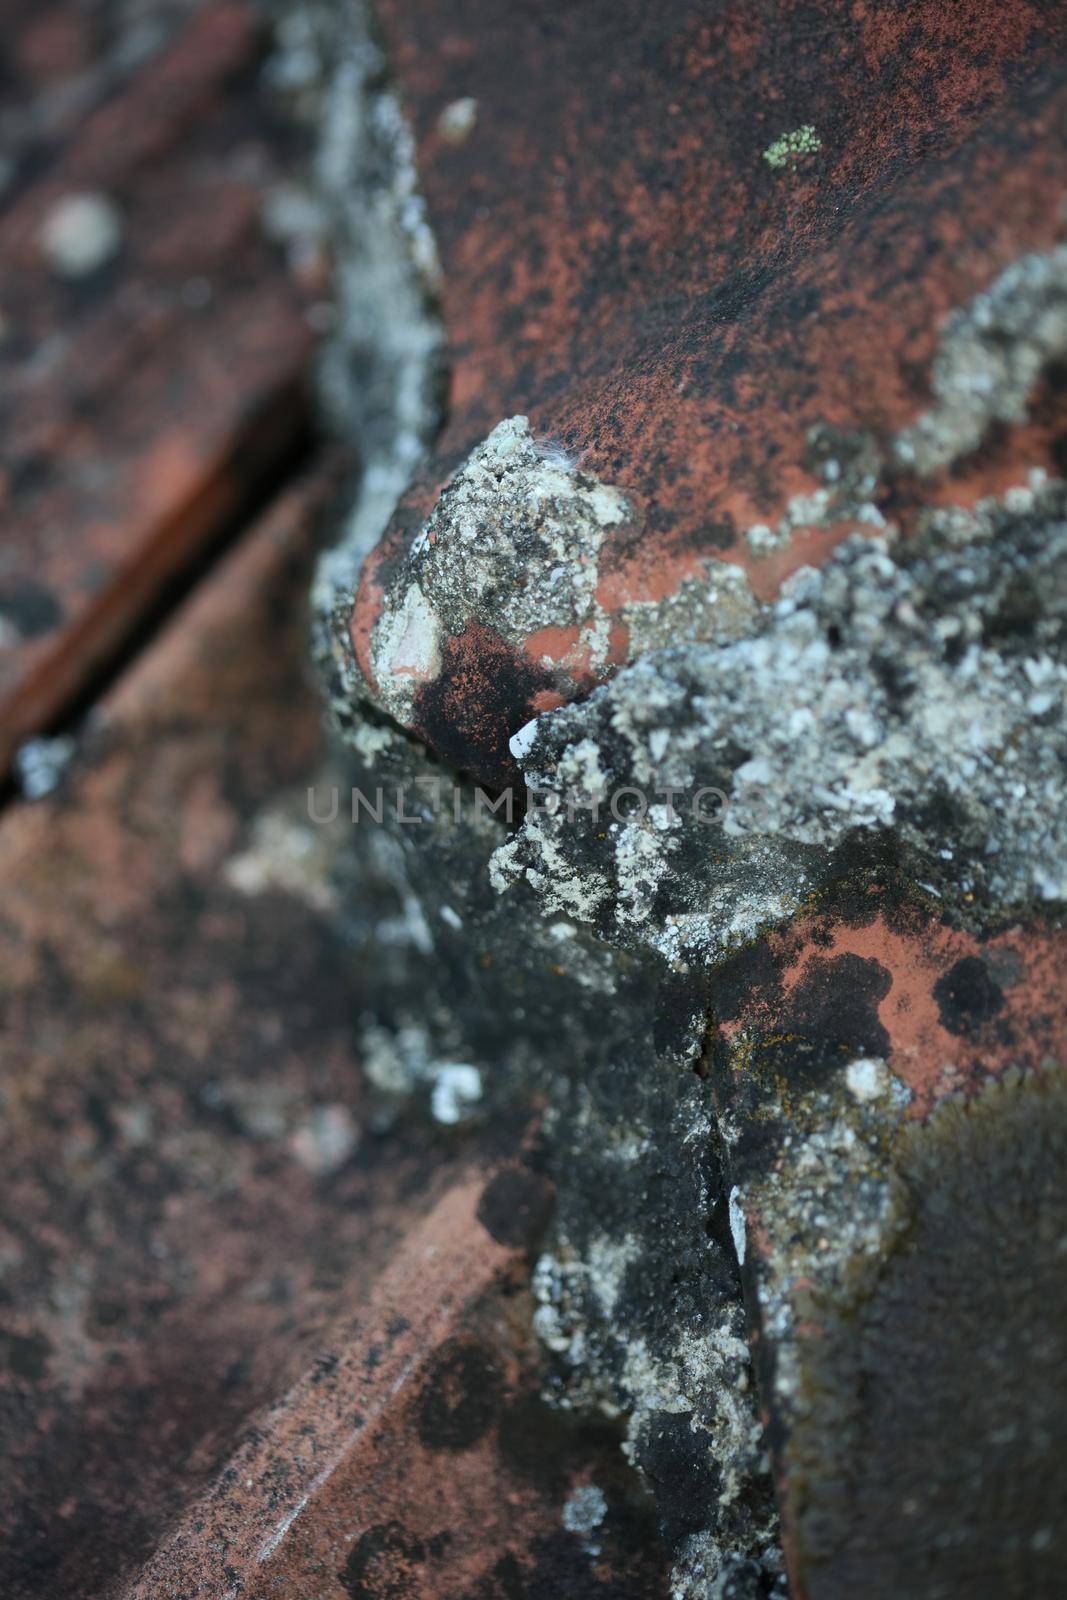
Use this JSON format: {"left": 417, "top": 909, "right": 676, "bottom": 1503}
{"left": 7, "top": 0, "right": 1067, "bottom": 1595}
{"left": 0, "top": 459, "right": 666, "bottom": 1600}
{"left": 0, "top": 17, "right": 679, "bottom": 1596}
{"left": 0, "top": 473, "right": 383, "bottom": 1599}
{"left": 307, "top": 2, "right": 1067, "bottom": 1595}
{"left": 619, "top": 892, "right": 1067, "bottom": 1600}
{"left": 123, "top": 1168, "right": 671, "bottom": 1600}
{"left": 496, "top": 468, "right": 1067, "bottom": 946}
{"left": 786, "top": 1070, "right": 1067, "bottom": 1597}
{"left": 335, "top": 0, "right": 1067, "bottom": 786}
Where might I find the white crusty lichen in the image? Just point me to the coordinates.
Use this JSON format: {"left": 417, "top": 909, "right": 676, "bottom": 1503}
{"left": 494, "top": 479, "right": 1067, "bottom": 939}
{"left": 361, "top": 413, "right": 769, "bottom": 728}
{"left": 562, "top": 1483, "right": 608, "bottom": 1540}
{"left": 40, "top": 192, "right": 122, "bottom": 277}
{"left": 621, "top": 561, "right": 758, "bottom": 655}
{"left": 534, "top": 1223, "right": 774, "bottom": 1595}
{"left": 745, "top": 480, "right": 885, "bottom": 559}
{"left": 429, "top": 1062, "right": 483, "bottom": 1124}
{"left": 281, "top": 0, "right": 446, "bottom": 676}
{"left": 897, "top": 243, "right": 1067, "bottom": 475}
{"left": 368, "top": 416, "right": 634, "bottom": 722}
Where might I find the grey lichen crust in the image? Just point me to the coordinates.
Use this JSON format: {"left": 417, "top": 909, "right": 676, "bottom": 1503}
{"left": 365, "top": 412, "right": 759, "bottom": 730}
{"left": 482, "top": 245, "right": 1067, "bottom": 1597}
{"left": 897, "top": 244, "right": 1067, "bottom": 475}
{"left": 718, "top": 1049, "right": 915, "bottom": 1469}
{"left": 495, "top": 478, "right": 1067, "bottom": 949}
{"left": 292, "top": 11, "right": 1067, "bottom": 1579}
{"left": 266, "top": 0, "right": 444, "bottom": 618}
{"left": 369, "top": 416, "right": 637, "bottom": 725}
{"left": 534, "top": 1061, "right": 785, "bottom": 1599}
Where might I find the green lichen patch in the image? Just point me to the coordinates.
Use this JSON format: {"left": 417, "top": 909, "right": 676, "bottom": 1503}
{"left": 762, "top": 125, "right": 821, "bottom": 170}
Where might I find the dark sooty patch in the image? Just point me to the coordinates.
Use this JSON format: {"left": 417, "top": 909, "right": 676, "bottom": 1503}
{"left": 932, "top": 955, "right": 1005, "bottom": 1038}
{"left": 412, "top": 623, "right": 550, "bottom": 789}
{"left": 632, "top": 1411, "right": 721, "bottom": 1550}
{"left": 476, "top": 1164, "right": 555, "bottom": 1248}
{"left": 415, "top": 1336, "right": 503, "bottom": 1452}
{"left": 758, "top": 954, "right": 891, "bottom": 1090}
{"left": 340, "top": 1521, "right": 425, "bottom": 1599}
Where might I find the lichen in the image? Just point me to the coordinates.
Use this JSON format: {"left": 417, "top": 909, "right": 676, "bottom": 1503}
{"left": 896, "top": 244, "right": 1067, "bottom": 475}
{"left": 495, "top": 479, "right": 1067, "bottom": 937}
{"left": 302, "top": 15, "right": 1067, "bottom": 1580}
{"left": 367, "top": 416, "right": 635, "bottom": 725}
{"left": 762, "top": 125, "right": 821, "bottom": 170}
{"left": 266, "top": 0, "right": 444, "bottom": 662}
